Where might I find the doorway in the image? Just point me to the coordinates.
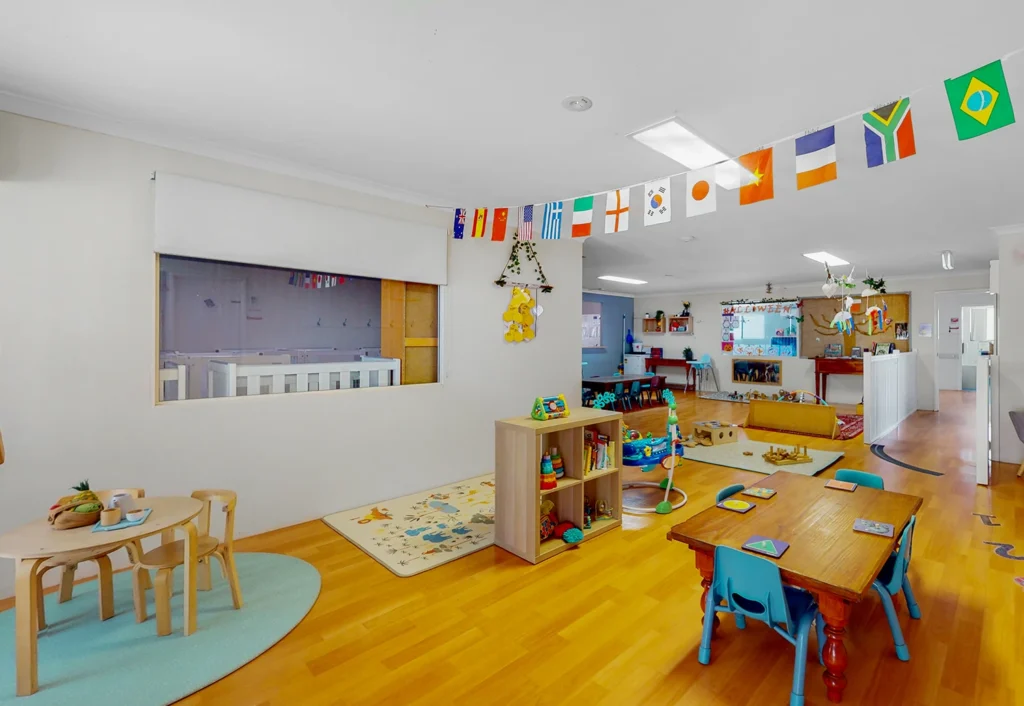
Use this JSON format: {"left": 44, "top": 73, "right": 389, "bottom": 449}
{"left": 934, "top": 289, "right": 996, "bottom": 406}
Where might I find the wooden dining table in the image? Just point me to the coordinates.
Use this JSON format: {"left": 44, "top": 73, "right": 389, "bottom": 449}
{"left": 0, "top": 496, "right": 204, "bottom": 696}
{"left": 667, "top": 472, "right": 922, "bottom": 703}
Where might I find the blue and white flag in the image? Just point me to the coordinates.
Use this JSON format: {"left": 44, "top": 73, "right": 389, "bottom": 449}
{"left": 541, "top": 201, "right": 563, "bottom": 240}
{"left": 452, "top": 208, "right": 466, "bottom": 239}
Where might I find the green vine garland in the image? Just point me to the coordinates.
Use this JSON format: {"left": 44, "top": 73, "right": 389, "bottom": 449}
{"left": 494, "top": 236, "right": 553, "bottom": 293}
{"left": 862, "top": 276, "right": 887, "bottom": 293}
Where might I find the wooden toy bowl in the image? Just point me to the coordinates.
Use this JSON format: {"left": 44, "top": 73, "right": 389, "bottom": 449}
{"left": 48, "top": 500, "right": 103, "bottom": 530}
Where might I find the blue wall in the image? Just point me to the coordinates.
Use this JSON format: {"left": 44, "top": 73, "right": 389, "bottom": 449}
{"left": 582, "top": 292, "right": 634, "bottom": 377}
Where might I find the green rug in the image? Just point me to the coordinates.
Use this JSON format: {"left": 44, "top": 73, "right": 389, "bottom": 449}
{"left": 0, "top": 553, "right": 320, "bottom": 704}
{"left": 683, "top": 439, "right": 844, "bottom": 476}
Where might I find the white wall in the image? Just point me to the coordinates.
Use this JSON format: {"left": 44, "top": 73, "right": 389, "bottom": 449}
{"left": 996, "top": 227, "right": 1024, "bottom": 463}
{"left": 0, "top": 111, "right": 582, "bottom": 596}
{"left": 634, "top": 271, "right": 989, "bottom": 410}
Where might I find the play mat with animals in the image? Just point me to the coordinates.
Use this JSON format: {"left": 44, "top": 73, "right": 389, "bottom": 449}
{"left": 322, "top": 474, "right": 495, "bottom": 577}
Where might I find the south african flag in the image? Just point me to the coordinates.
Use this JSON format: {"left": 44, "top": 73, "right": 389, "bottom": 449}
{"left": 863, "top": 98, "right": 917, "bottom": 168}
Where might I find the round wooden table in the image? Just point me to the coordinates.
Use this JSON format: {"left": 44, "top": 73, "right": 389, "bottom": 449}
{"left": 0, "top": 496, "right": 203, "bottom": 696}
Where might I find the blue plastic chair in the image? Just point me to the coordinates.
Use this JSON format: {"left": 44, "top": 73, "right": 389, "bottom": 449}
{"left": 628, "top": 380, "right": 642, "bottom": 408}
{"left": 818, "top": 516, "right": 920, "bottom": 662}
{"left": 834, "top": 469, "right": 884, "bottom": 489}
{"left": 612, "top": 382, "right": 627, "bottom": 410}
{"left": 700, "top": 547, "right": 818, "bottom": 706}
{"left": 715, "top": 484, "right": 745, "bottom": 503}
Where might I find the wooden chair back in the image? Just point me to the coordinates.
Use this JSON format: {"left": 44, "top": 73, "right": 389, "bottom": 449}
{"left": 191, "top": 490, "right": 237, "bottom": 552}
{"left": 95, "top": 488, "right": 146, "bottom": 506}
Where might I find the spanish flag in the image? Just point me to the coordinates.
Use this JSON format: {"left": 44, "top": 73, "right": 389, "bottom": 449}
{"left": 472, "top": 208, "right": 488, "bottom": 238}
{"left": 738, "top": 147, "right": 774, "bottom": 206}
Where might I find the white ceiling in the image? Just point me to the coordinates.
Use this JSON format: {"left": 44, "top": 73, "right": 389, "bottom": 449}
{"left": 1, "top": 1, "right": 1022, "bottom": 292}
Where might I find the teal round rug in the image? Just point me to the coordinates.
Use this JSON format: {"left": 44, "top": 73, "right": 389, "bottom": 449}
{"left": 0, "top": 552, "right": 320, "bottom": 705}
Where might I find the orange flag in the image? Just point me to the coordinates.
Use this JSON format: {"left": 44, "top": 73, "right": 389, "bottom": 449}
{"left": 738, "top": 147, "right": 774, "bottom": 206}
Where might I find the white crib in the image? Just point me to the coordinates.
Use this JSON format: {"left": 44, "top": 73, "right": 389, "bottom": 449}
{"left": 158, "top": 364, "right": 187, "bottom": 402}
{"left": 206, "top": 356, "right": 401, "bottom": 397}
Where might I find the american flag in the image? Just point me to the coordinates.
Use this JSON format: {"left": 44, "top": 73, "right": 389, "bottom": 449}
{"left": 541, "top": 201, "right": 563, "bottom": 239}
{"left": 517, "top": 205, "right": 534, "bottom": 241}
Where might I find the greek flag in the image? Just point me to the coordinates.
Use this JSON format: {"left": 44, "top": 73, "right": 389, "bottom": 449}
{"left": 541, "top": 201, "right": 563, "bottom": 240}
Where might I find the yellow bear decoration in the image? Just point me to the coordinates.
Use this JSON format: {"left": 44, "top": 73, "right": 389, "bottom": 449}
{"left": 503, "top": 287, "right": 536, "bottom": 343}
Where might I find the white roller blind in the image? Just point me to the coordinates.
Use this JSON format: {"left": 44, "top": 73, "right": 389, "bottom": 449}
{"left": 154, "top": 173, "right": 447, "bottom": 285}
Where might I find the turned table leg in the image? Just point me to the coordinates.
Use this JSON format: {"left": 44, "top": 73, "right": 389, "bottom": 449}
{"left": 695, "top": 550, "right": 719, "bottom": 635}
{"left": 818, "top": 592, "right": 851, "bottom": 703}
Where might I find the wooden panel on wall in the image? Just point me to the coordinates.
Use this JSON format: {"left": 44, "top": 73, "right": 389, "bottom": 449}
{"left": 801, "top": 293, "right": 910, "bottom": 358}
{"left": 380, "top": 280, "right": 439, "bottom": 384}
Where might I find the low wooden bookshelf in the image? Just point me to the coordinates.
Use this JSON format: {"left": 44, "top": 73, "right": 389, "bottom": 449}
{"left": 495, "top": 407, "right": 623, "bottom": 564}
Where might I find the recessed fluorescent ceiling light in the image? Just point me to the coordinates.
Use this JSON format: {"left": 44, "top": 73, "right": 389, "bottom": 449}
{"left": 598, "top": 275, "right": 648, "bottom": 285}
{"left": 803, "top": 251, "right": 850, "bottom": 266}
{"left": 629, "top": 119, "right": 750, "bottom": 190}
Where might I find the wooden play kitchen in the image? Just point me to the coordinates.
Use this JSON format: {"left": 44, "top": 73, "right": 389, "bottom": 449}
{"left": 495, "top": 407, "right": 623, "bottom": 564}
{"left": 0, "top": 495, "right": 205, "bottom": 696}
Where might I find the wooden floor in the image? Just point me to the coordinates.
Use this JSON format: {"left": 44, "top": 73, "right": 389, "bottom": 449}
{"left": 9, "top": 392, "right": 1024, "bottom": 705}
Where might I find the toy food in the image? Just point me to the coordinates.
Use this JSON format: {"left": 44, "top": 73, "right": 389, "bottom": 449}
{"left": 47, "top": 480, "right": 104, "bottom": 530}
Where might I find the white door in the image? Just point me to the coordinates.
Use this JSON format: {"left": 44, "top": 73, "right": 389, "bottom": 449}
{"left": 961, "top": 306, "right": 995, "bottom": 390}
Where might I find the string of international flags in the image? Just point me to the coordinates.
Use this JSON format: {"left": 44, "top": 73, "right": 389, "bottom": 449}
{"left": 449, "top": 54, "right": 1020, "bottom": 243}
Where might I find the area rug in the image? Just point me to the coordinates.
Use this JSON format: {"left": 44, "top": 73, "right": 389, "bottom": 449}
{"left": 322, "top": 474, "right": 495, "bottom": 577}
{"left": 683, "top": 439, "right": 844, "bottom": 476}
{"left": 746, "top": 414, "right": 864, "bottom": 441}
{"left": 0, "top": 553, "right": 320, "bottom": 705}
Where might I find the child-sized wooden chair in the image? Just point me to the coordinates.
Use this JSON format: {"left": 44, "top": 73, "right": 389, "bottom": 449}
{"left": 819, "top": 516, "right": 920, "bottom": 662}
{"left": 132, "top": 489, "right": 243, "bottom": 636}
{"left": 35, "top": 488, "right": 148, "bottom": 630}
{"left": 700, "top": 546, "right": 818, "bottom": 706}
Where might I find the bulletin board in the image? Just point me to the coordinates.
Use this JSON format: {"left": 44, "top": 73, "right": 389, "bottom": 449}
{"left": 800, "top": 293, "right": 910, "bottom": 358}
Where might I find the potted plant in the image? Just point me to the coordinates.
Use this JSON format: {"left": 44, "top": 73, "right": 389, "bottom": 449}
{"left": 683, "top": 346, "right": 694, "bottom": 361}
{"left": 655, "top": 310, "right": 665, "bottom": 330}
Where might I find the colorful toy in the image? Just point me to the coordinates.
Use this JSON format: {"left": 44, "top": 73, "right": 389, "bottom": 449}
{"left": 591, "top": 391, "right": 617, "bottom": 411}
{"left": 540, "top": 453, "right": 557, "bottom": 490}
{"left": 531, "top": 394, "right": 569, "bottom": 421}
{"left": 539, "top": 498, "right": 557, "bottom": 540}
{"left": 550, "top": 447, "right": 565, "bottom": 479}
{"left": 621, "top": 389, "right": 688, "bottom": 515}
{"left": 762, "top": 445, "right": 813, "bottom": 465}
{"left": 553, "top": 521, "right": 582, "bottom": 544}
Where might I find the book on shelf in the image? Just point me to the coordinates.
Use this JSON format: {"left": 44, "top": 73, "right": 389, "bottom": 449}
{"left": 583, "top": 430, "right": 614, "bottom": 475}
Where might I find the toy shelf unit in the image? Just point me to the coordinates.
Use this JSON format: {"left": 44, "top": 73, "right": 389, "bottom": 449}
{"left": 668, "top": 316, "right": 693, "bottom": 334}
{"left": 495, "top": 407, "right": 623, "bottom": 564}
{"left": 642, "top": 317, "right": 665, "bottom": 334}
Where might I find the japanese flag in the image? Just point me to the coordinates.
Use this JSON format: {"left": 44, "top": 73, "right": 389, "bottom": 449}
{"left": 686, "top": 167, "right": 717, "bottom": 217}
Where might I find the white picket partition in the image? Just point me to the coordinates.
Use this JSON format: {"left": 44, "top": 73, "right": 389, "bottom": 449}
{"left": 863, "top": 351, "right": 918, "bottom": 444}
{"left": 206, "top": 358, "right": 401, "bottom": 398}
{"left": 976, "top": 357, "right": 992, "bottom": 485}
{"left": 158, "top": 364, "right": 187, "bottom": 402}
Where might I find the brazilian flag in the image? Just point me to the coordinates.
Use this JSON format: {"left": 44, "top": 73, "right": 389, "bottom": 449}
{"left": 944, "top": 60, "right": 1015, "bottom": 141}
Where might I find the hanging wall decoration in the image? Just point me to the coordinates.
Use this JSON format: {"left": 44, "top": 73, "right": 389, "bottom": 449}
{"left": 494, "top": 238, "right": 552, "bottom": 292}
{"left": 288, "top": 272, "right": 344, "bottom": 288}
{"left": 502, "top": 286, "right": 536, "bottom": 343}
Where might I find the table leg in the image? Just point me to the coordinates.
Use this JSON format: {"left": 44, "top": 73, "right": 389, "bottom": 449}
{"left": 695, "top": 550, "right": 719, "bottom": 635}
{"left": 821, "top": 373, "right": 828, "bottom": 403}
{"left": 15, "top": 558, "right": 46, "bottom": 696}
{"left": 818, "top": 592, "right": 851, "bottom": 703}
{"left": 96, "top": 554, "right": 114, "bottom": 621}
{"left": 815, "top": 372, "right": 821, "bottom": 399}
{"left": 178, "top": 521, "right": 198, "bottom": 636}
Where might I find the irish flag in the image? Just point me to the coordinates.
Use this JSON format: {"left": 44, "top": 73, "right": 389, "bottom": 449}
{"left": 572, "top": 196, "right": 594, "bottom": 237}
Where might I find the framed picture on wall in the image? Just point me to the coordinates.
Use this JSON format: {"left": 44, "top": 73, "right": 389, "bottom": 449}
{"left": 894, "top": 322, "right": 908, "bottom": 340}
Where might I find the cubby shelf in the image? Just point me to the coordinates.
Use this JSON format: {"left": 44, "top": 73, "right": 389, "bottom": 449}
{"left": 495, "top": 407, "right": 623, "bottom": 564}
{"left": 540, "top": 477, "right": 582, "bottom": 495}
{"left": 584, "top": 466, "right": 619, "bottom": 481}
